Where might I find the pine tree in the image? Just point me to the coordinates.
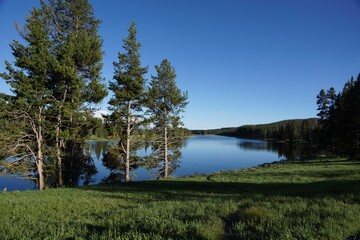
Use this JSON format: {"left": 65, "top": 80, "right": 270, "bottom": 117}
{"left": 0, "top": 8, "right": 54, "bottom": 190}
{"left": 327, "top": 87, "right": 337, "bottom": 107}
{"left": 147, "top": 59, "right": 188, "bottom": 178}
{"left": 41, "top": 0, "right": 107, "bottom": 187}
{"left": 107, "top": 21, "right": 148, "bottom": 182}
{"left": 316, "top": 89, "right": 329, "bottom": 122}
{"left": 0, "top": 0, "right": 107, "bottom": 189}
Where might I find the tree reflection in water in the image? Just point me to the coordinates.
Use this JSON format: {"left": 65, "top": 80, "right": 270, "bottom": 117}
{"left": 238, "top": 140, "right": 318, "bottom": 160}
{"left": 62, "top": 143, "right": 98, "bottom": 187}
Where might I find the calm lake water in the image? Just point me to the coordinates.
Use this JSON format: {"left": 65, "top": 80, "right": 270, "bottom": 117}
{"left": 0, "top": 135, "right": 299, "bottom": 191}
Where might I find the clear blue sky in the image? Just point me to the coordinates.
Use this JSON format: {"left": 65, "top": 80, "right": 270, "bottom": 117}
{"left": 1, "top": 0, "right": 360, "bottom": 129}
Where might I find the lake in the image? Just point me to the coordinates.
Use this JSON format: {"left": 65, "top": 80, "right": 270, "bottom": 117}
{"left": 0, "top": 135, "right": 301, "bottom": 191}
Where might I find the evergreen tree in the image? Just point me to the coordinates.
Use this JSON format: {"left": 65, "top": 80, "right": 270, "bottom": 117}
{"left": 0, "top": 8, "right": 54, "bottom": 190}
{"left": 316, "top": 89, "right": 329, "bottom": 122}
{"left": 41, "top": 0, "right": 107, "bottom": 187}
{"left": 0, "top": 0, "right": 107, "bottom": 189}
{"left": 104, "top": 111, "right": 124, "bottom": 139}
{"left": 315, "top": 87, "right": 337, "bottom": 150}
{"left": 107, "top": 21, "right": 148, "bottom": 182}
{"left": 327, "top": 87, "right": 337, "bottom": 108}
{"left": 0, "top": 95, "right": 11, "bottom": 163}
{"left": 146, "top": 59, "right": 188, "bottom": 178}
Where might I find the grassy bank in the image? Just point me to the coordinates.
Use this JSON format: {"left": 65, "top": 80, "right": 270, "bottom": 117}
{"left": 0, "top": 158, "right": 359, "bottom": 239}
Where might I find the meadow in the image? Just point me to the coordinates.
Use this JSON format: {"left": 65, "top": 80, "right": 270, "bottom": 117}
{"left": 0, "top": 158, "right": 359, "bottom": 240}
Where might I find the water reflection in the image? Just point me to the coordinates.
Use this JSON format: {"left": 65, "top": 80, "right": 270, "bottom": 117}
{"left": 86, "top": 138, "right": 317, "bottom": 185}
{"left": 62, "top": 151, "right": 98, "bottom": 187}
{"left": 0, "top": 175, "right": 35, "bottom": 191}
{"left": 92, "top": 141, "right": 111, "bottom": 160}
{"left": 1, "top": 136, "right": 317, "bottom": 190}
{"left": 238, "top": 140, "right": 316, "bottom": 160}
{"left": 239, "top": 141, "right": 269, "bottom": 151}
{"left": 101, "top": 172, "right": 123, "bottom": 184}
{"left": 85, "top": 141, "right": 116, "bottom": 184}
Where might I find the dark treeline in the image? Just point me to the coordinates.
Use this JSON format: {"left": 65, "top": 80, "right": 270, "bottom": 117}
{"left": 316, "top": 74, "right": 360, "bottom": 160}
{"left": 192, "top": 118, "right": 318, "bottom": 143}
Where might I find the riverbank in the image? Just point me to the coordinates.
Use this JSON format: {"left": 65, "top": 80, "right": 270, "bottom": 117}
{"left": 0, "top": 158, "right": 359, "bottom": 239}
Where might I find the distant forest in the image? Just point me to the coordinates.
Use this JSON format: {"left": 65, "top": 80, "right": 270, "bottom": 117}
{"left": 193, "top": 73, "right": 360, "bottom": 161}
{"left": 191, "top": 118, "right": 318, "bottom": 143}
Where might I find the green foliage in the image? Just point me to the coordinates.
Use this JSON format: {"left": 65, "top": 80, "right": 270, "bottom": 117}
{"left": 106, "top": 21, "right": 148, "bottom": 181}
{"left": 146, "top": 59, "right": 188, "bottom": 177}
{"left": 193, "top": 118, "right": 318, "bottom": 143}
{"left": 147, "top": 59, "right": 188, "bottom": 115}
{"left": 316, "top": 89, "right": 329, "bottom": 122}
{"left": 87, "top": 116, "right": 109, "bottom": 139}
{"left": 316, "top": 87, "right": 337, "bottom": 125}
{"left": 102, "top": 144, "right": 142, "bottom": 176}
{"left": 0, "top": 7, "right": 55, "bottom": 188}
{"left": 0, "top": 0, "right": 107, "bottom": 189}
{"left": 108, "top": 21, "right": 148, "bottom": 109}
{"left": 43, "top": 0, "right": 107, "bottom": 188}
{"left": 94, "top": 125, "right": 109, "bottom": 139}
{"left": 104, "top": 111, "right": 124, "bottom": 139}
{"left": 0, "top": 159, "right": 359, "bottom": 239}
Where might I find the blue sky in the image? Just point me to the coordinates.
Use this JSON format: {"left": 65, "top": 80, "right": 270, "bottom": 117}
{"left": 1, "top": 0, "right": 360, "bottom": 129}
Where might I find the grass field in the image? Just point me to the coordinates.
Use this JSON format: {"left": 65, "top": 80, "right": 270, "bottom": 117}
{"left": 0, "top": 158, "right": 359, "bottom": 239}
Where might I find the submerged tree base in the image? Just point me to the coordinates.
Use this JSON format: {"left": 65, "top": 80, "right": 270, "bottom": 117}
{"left": 0, "top": 158, "right": 359, "bottom": 239}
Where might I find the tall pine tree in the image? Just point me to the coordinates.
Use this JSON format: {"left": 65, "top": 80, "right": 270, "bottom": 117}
{"left": 107, "top": 21, "right": 148, "bottom": 182}
{"left": 0, "top": 8, "right": 54, "bottom": 190}
{"left": 41, "top": 0, "right": 107, "bottom": 187}
{"left": 147, "top": 59, "right": 188, "bottom": 178}
{"left": 316, "top": 89, "right": 329, "bottom": 122}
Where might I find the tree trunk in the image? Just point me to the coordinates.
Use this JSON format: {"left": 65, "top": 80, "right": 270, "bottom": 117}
{"left": 125, "top": 101, "right": 131, "bottom": 182}
{"left": 56, "top": 111, "right": 63, "bottom": 187}
{"left": 37, "top": 107, "right": 44, "bottom": 190}
{"left": 55, "top": 90, "right": 67, "bottom": 188}
{"left": 164, "top": 125, "right": 168, "bottom": 178}
{"left": 36, "top": 157, "right": 44, "bottom": 191}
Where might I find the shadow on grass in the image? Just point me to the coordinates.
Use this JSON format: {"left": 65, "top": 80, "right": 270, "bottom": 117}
{"left": 287, "top": 159, "right": 360, "bottom": 167}
{"left": 79, "top": 178, "right": 360, "bottom": 203}
{"left": 231, "top": 170, "right": 360, "bottom": 179}
{"left": 345, "top": 230, "right": 360, "bottom": 240}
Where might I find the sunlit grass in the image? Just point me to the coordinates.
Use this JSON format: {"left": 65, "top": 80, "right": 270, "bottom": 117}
{"left": 0, "top": 158, "right": 359, "bottom": 239}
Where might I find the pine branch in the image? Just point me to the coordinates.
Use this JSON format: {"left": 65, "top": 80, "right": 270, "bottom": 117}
{"left": 120, "top": 141, "right": 127, "bottom": 154}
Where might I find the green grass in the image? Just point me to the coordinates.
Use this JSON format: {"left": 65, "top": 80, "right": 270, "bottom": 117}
{"left": 0, "top": 158, "right": 359, "bottom": 239}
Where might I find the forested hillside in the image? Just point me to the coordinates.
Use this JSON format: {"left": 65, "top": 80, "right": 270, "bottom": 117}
{"left": 192, "top": 118, "right": 318, "bottom": 142}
